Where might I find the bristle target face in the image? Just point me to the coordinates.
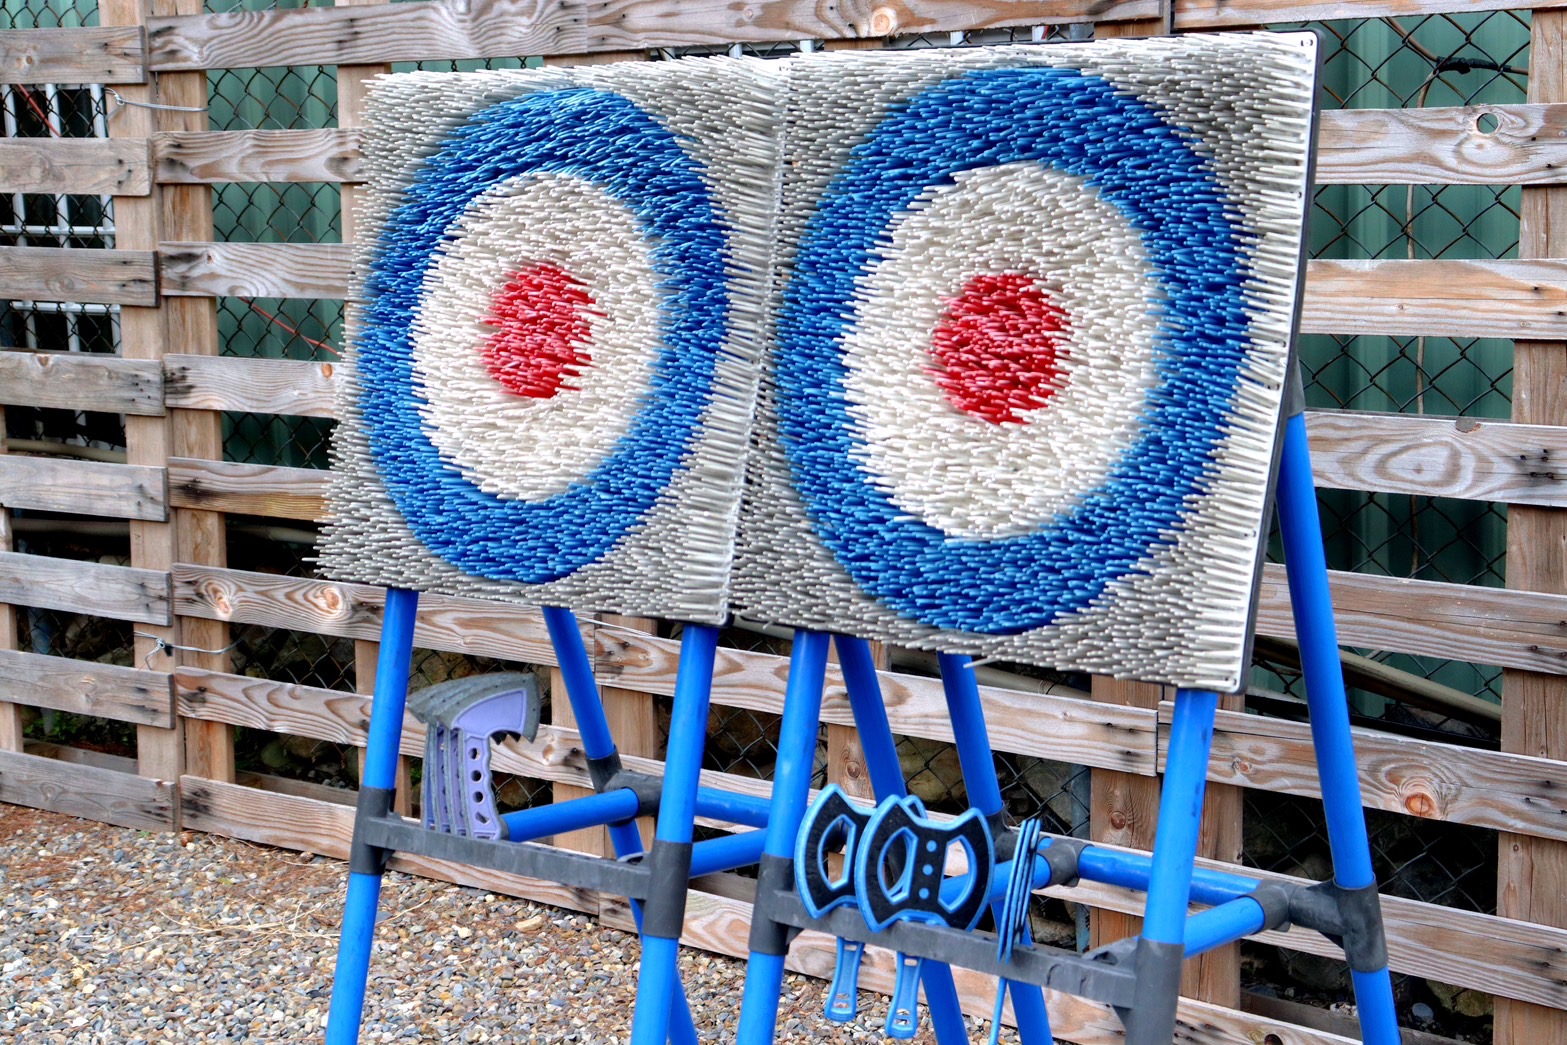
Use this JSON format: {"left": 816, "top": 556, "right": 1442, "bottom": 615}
{"left": 776, "top": 67, "right": 1252, "bottom": 635}
{"left": 358, "top": 88, "right": 728, "bottom": 584}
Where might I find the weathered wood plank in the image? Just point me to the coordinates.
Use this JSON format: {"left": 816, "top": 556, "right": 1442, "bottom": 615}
{"left": 170, "top": 564, "right": 558, "bottom": 665}
{"left": 0, "top": 550, "right": 170, "bottom": 625}
{"left": 1050, "top": 857, "right": 1567, "bottom": 1011}
{"left": 147, "top": 0, "right": 587, "bottom": 72}
{"left": 0, "top": 649, "right": 171, "bottom": 727}
{"left": 1307, "top": 410, "right": 1567, "bottom": 507}
{"left": 135, "top": 105, "right": 1567, "bottom": 191}
{"left": 0, "top": 352, "right": 164, "bottom": 416}
{"left": 1159, "top": 703, "right": 1567, "bottom": 843}
{"left": 0, "top": 138, "right": 150, "bottom": 196}
{"left": 0, "top": 245, "right": 158, "bottom": 306}
{"left": 178, "top": 776, "right": 604, "bottom": 916}
{"left": 167, "top": 458, "right": 327, "bottom": 520}
{"left": 0, "top": 27, "right": 147, "bottom": 84}
{"left": 583, "top": 0, "right": 1157, "bottom": 49}
{"left": 0, "top": 455, "right": 166, "bottom": 521}
{"left": 148, "top": 245, "right": 1567, "bottom": 343}
{"left": 158, "top": 242, "right": 350, "bottom": 299}
{"left": 163, "top": 354, "right": 335, "bottom": 417}
{"left": 1300, "top": 258, "right": 1567, "bottom": 339}
{"left": 1317, "top": 105, "right": 1567, "bottom": 187}
{"left": 1177, "top": 0, "right": 1567, "bottom": 29}
{"left": 154, "top": 129, "right": 362, "bottom": 185}
{"left": 1257, "top": 563, "right": 1567, "bottom": 676}
{"left": 0, "top": 748, "right": 172, "bottom": 831}
{"left": 593, "top": 625, "right": 1148, "bottom": 773}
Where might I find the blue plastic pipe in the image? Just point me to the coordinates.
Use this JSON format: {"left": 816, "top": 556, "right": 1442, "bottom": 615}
{"left": 1076, "top": 847, "right": 1260, "bottom": 907}
{"left": 1182, "top": 898, "right": 1265, "bottom": 958}
{"left": 695, "top": 787, "right": 773, "bottom": 828}
{"left": 1140, "top": 688, "right": 1220, "bottom": 946}
{"left": 327, "top": 587, "right": 419, "bottom": 1044}
{"left": 738, "top": 629, "right": 830, "bottom": 1045}
{"left": 938, "top": 653, "right": 1052, "bottom": 1045}
{"left": 629, "top": 623, "right": 721, "bottom": 1045}
{"left": 542, "top": 605, "right": 699, "bottom": 1045}
{"left": 1277, "top": 413, "right": 1400, "bottom": 1045}
{"left": 500, "top": 790, "right": 642, "bottom": 843}
{"left": 835, "top": 635, "right": 969, "bottom": 1045}
{"left": 690, "top": 830, "right": 768, "bottom": 878}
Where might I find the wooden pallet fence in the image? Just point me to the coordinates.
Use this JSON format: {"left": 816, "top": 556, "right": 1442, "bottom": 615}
{"left": 0, "top": 3, "right": 1563, "bottom": 1042}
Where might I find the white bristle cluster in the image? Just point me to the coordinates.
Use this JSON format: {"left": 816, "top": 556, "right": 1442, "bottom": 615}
{"left": 734, "top": 33, "right": 1319, "bottom": 691}
{"left": 319, "top": 59, "right": 782, "bottom": 624}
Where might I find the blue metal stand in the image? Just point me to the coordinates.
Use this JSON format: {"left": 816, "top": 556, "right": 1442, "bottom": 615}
{"left": 326, "top": 588, "right": 420, "bottom": 1045}
{"left": 628, "top": 623, "right": 721, "bottom": 1045}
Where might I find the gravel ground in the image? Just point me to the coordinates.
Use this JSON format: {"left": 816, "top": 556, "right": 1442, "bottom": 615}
{"left": 0, "top": 803, "right": 966, "bottom": 1042}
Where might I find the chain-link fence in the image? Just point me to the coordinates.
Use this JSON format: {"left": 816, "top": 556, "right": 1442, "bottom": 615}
{"left": 0, "top": 4, "right": 1537, "bottom": 1034}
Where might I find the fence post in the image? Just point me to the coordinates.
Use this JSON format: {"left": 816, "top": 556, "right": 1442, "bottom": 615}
{"left": 99, "top": 0, "right": 183, "bottom": 793}
{"left": 1495, "top": 9, "right": 1567, "bottom": 1045}
{"left": 337, "top": 0, "right": 400, "bottom": 814}
{"left": 0, "top": 414, "right": 18, "bottom": 751}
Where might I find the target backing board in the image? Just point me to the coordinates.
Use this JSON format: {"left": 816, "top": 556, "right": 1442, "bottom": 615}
{"left": 735, "top": 33, "right": 1319, "bottom": 692}
{"left": 319, "top": 60, "right": 780, "bottom": 624}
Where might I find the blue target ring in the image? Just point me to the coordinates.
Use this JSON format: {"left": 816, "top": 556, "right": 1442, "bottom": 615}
{"left": 359, "top": 89, "right": 728, "bottom": 583}
{"left": 775, "top": 67, "right": 1254, "bottom": 634}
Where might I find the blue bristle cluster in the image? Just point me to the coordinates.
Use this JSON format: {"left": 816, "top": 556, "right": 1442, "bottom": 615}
{"left": 358, "top": 89, "right": 727, "bottom": 584}
{"left": 775, "top": 67, "right": 1249, "bottom": 634}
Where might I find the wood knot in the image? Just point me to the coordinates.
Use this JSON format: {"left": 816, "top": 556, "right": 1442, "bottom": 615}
{"left": 1403, "top": 790, "right": 1438, "bottom": 817}
{"left": 320, "top": 588, "right": 343, "bottom": 614}
{"left": 1109, "top": 811, "right": 1128, "bottom": 831}
{"left": 867, "top": 6, "right": 900, "bottom": 35}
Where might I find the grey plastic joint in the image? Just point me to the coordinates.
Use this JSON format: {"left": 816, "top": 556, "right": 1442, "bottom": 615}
{"left": 585, "top": 751, "right": 624, "bottom": 794}
{"left": 349, "top": 786, "right": 396, "bottom": 876}
{"left": 1283, "top": 356, "right": 1307, "bottom": 418}
{"left": 1039, "top": 837, "right": 1086, "bottom": 889}
{"left": 747, "top": 853, "right": 798, "bottom": 957}
{"left": 1116, "top": 939, "right": 1184, "bottom": 1045}
{"left": 986, "top": 811, "right": 1012, "bottom": 860}
{"left": 1248, "top": 881, "right": 1294, "bottom": 933}
{"left": 639, "top": 839, "right": 695, "bottom": 941}
{"left": 603, "top": 770, "right": 664, "bottom": 819}
{"left": 1290, "top": 880, "right": 1388, "bottom": 973}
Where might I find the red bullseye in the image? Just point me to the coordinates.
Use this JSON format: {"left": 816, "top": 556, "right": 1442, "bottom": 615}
{"left": 481, "top": 262, "right": 596, "bottom": 399}
{"left": 928, "top": 273, "right": 1069, "bottom": 425}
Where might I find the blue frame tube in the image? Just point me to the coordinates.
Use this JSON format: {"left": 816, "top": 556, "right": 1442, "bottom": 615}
{"left": 1077, "top": 848, "right": 1260, "bottom": 907}
{"left": 630, "top": 623, "right": 721, "bottom": 1045}
{"left": 1277, "top": 413, "right": 1399, "bottom": 1045}
{"left": 542, "top": 605, "right": 699, "bottom": 1045}
{"left": 938, "top": 653, "right": 1051, "bottom": 1045}
{"left": 1182, "top": 898, "right": 1265, "bottom": 958}
{"left": 691, "top": 830, "right": 768, "bottom": 878}
{"left": 327, "top": 587, "right": 419, "bottom": 1044}
{"left": 835, "top": 634, "right": 969, "bottom": 1045}
{"left": 1139, "top": 688, "right": 1220, "bottom": 946}
{"left": 738, "top": 630, "right": 831, "bottom": 1045}
{"left": 695, "top": 787, "right": 772, "bottom": 828}
{"left": 500, "top": 790, "right": 642, "bottom": 843}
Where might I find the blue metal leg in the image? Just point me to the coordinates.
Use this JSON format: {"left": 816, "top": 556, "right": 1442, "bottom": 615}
{"left": 543, "top": 606, "right": 699, "bottom": 1045}
{"left": 1120, "top": 686, "right": 1219, "bottom": 1045}
{"left": 836, "top": 635, "right": 969, "bottom": 1045}
{"left": 938, "top": 653, "right": 1052, "bottom": 1045}
{"left": 737, "top": 630, "right": 831, "bottom": 1045}
{"left": 327, "top": 588, "right": 419, "bottom": 1045}
{"left": 629, "top": 624, "right": 721, "bottom": 1045}
{"left": 1277, "top": 412, "right": 1400, "bottom": 1045}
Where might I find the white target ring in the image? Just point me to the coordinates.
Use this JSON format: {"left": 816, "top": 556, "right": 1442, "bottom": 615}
{"left": 410, "top": 173, "right": 661, "bottom": 503}
{"left": 842, "top": 162, "right": 1161, "bottom": 539}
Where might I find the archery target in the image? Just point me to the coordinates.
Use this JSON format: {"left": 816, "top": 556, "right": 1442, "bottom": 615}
{"left": 736, "top": 33, "right": 1320, "bottom": 691}
{"left": 320, "top": 60, "right": 781, "bottom": 623}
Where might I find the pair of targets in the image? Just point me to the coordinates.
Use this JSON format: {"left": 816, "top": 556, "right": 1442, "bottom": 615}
{"left": 321, "top": 32, "right": 1321, "bottom": 694}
